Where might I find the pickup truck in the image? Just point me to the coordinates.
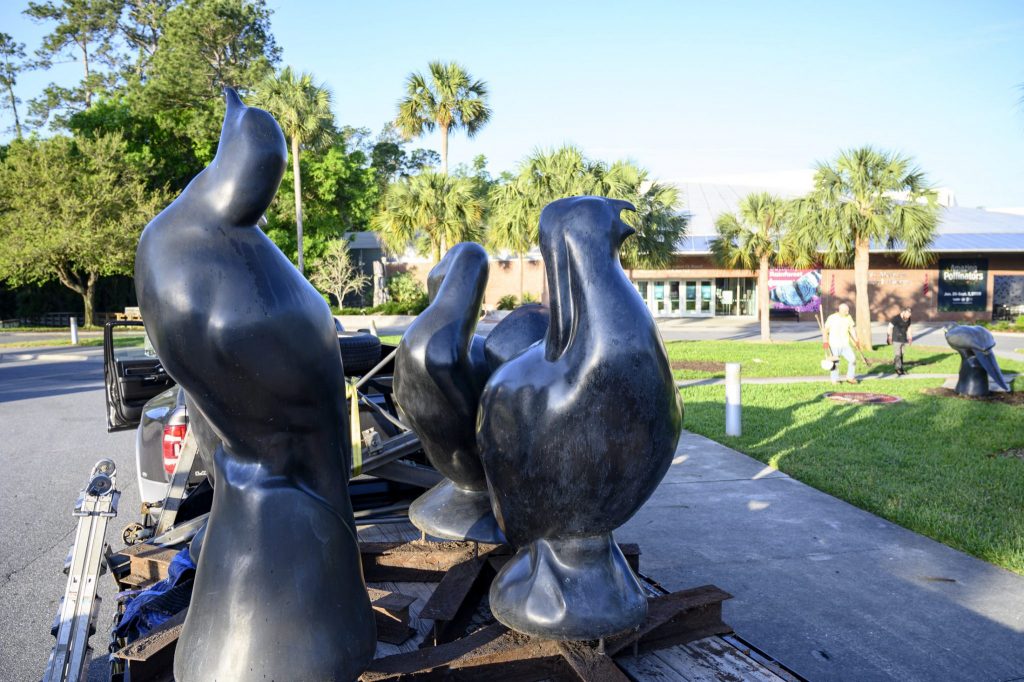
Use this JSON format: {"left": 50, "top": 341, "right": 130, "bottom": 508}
{"left": 101, "top": 320, "right": 439, "bottom": 541}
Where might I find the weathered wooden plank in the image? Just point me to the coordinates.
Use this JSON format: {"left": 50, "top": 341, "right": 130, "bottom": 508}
{"left": 114, "top": 609, "right": 187, "bottom": 662}
{"left": 117, "top": 543, "right": 180, "bottom": 582}
{"left": 604, "top": 585, "right": 732, "bottom": 658}
{"left": 557, "top": 641, "right": 630, "bottom": 681}
{"left": 361, "top": 540, "right": 501, "bottom": 582}
{"left": 617, "top": 651, "right": 690, "bottom": 681}
{"left": 679, "top": 638, "right": 784, "bottom": 682}
{"left": 372, "top": 581, "right": 438, "bottom": 657}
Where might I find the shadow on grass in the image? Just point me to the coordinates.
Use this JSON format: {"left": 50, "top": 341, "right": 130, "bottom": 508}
{"left": 681, "top": 382, "right": 1024, "bottom": 575}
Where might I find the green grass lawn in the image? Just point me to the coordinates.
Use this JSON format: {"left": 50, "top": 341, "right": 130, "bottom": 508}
{"left": 682, "top": 378, "right": 1024, "bottom": 574}
{"left": 0, "top": 335, "right": 144, "bottom": 349}
{"left": 666, "top": 340, "right": 1024, "bottom": 380}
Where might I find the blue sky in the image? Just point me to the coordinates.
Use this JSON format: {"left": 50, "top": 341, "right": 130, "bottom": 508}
{"left": 2, "top": 0, "right": 1023, "bottom": 207}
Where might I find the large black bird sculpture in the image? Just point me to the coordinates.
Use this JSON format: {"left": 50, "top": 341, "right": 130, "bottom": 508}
{"left": 135, "top": 89, "right": 375, "bottom": 681}
{"left": 477, "top": 196, "right": 684, "bottom": 640}
{"left": 393, "top": 242, "right": 505, "bottom": 542}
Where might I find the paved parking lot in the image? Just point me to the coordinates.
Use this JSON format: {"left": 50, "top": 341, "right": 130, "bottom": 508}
{"left": 0, "top": 348, "right": 138, "bottom": 682}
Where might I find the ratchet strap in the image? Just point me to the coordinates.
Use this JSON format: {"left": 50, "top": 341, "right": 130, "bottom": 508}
{"left": 346, "top": 381, "right": 363, "bottom": 477}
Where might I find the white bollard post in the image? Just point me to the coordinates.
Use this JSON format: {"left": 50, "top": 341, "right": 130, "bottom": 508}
{"left": 70, "top": 316, "right": 79, "bottom": 346}
{"left": 725, "top": 362, "right": 741, "bottom": 437}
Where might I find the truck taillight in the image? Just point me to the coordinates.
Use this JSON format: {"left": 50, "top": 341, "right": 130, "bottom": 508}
{"left": 162, "top": 424, "right": 187, "bottom": 477}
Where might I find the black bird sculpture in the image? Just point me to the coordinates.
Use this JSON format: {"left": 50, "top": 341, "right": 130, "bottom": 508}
{"left": 483, "top": 303, "right": 550, "bottom": 372}
{"left": 135, "top": 89, "right": 375, "bottom": 681}
{"left": 477, "top": 196, "right": 684, "bottom": 640}
{"left": 393, "top": 242, "right": 505, "bottom": 542}
{"left": 944, "top": 324, "right": 1011, "bottom": 397}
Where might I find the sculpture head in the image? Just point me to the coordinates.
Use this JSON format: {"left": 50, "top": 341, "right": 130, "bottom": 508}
{"left": 539, "top": 196, "right": 636, "bottom": 260}
{"left": 199, "top": 88, "right": 288, "bottom": 227}
{"left": 425, "top": 242, "right": 489, "bottom": 305}
{"left": 538, "top": 197, "right": 635, "bottom": 359}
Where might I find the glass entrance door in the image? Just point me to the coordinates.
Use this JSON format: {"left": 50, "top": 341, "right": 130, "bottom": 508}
{"left": 636, "top": 279, "right": 713, "bottom": 317}
{"left": 682, "top": 280, "right": 713, "bottom": 316}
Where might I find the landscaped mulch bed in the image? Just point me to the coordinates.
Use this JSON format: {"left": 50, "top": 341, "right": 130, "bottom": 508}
{"left": 671, "top": 360, "right": 725, "bottom": 373}
{"left": 920, "top": 387, "right": 1024, "bottom": 406}
{"left": 824, "top": 391, "right": 902, "bottom": 404}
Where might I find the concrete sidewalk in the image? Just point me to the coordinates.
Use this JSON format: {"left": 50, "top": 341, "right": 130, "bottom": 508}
{"left": 618, "top": 432, "right": 1024, "bottom": 681}
{"left": 676, "top": 372, "right": 962, "bottom": 387}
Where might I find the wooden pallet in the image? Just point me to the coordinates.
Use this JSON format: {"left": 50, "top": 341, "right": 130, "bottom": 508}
{"left": 108, "top": 522, "right": 796, "bottom": 681}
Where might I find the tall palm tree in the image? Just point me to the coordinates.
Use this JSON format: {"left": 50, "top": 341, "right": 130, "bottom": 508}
{"left": 710, "top": 193, "right": 805, "bottom": 342}
{"left": 395, "top": 61, "right": 491, "bottom": 175}
{"left": 253, "top": 67, "right": 334, "bottom": 274}
{"left": 372, "top": 171, "right": 484, "bottom": 263}
{"left": 793, "top": 147, "right": 939, "bottom": 344}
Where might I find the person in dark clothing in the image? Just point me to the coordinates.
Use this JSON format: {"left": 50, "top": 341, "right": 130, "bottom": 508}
{"left": 887, "top": 308, "right": 914, "bottom": 375}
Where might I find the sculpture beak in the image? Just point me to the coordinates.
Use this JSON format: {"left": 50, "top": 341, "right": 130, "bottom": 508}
{"left": 975, "top": 349, "right": 1011, "bottom": 392}
{"left": 224, "top": 86, "right": 244, "bottom": 113}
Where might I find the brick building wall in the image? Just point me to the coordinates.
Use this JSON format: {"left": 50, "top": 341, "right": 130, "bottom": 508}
{"left": 389, "top": 251, "right": 1024, "bottom": 320}
{"left": 389, "top": 258, "right": 546, "bottom": 310}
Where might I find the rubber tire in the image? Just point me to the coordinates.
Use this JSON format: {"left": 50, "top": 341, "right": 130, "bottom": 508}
{"left": 338, "top": 332, "right": 382, "bottom": 377}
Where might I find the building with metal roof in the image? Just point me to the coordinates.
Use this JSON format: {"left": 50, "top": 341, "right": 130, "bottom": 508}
{"left": 627, "top": 183, "right": 1024, "bottom": 322}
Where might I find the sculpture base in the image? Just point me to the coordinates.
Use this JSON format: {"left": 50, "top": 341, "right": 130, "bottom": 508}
{"left": 489, "top": 534, "right": 647, "bottom": 640}
{"left": 956, "top": 362, "right": 991, "bottom": 397}
{"left": 409, "top": 479, "right": 505, "bottom": 544}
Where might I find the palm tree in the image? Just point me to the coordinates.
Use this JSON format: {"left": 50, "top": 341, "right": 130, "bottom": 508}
{"left": 603, "top": 162, "right": 687, "bottom": 271}
{"left": 395, "top": 61, "right": 491, "bottom": 175}
{"left": 488, "top": 181, "right": 535, "bottom": 300}
{"left": 253, "top": 67, "right": 334, "bottom": 274}
{"left": 710, "top": 193, "right": 806, "bottom": 342}
{"left": 372, "top": 171, "right": 484, "bottom": 262}
{"left": 793, "top": 147, "right": 939, "bottom": 344}
{"left": 488, "top": 146, "right": 686, "bottom": 296}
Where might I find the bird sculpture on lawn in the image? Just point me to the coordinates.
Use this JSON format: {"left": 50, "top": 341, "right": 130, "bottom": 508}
{"left": 944, "top": 324, "right": 1011, "bottom": 397}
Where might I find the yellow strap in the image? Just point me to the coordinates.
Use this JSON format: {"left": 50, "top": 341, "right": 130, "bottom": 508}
{"left": 347, "top": 381, "right": 363, "bottom": 477}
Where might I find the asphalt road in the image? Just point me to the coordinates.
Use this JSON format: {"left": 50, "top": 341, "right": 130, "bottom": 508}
{"left": 0, "top": 347, "right": 138, "bottom": 682}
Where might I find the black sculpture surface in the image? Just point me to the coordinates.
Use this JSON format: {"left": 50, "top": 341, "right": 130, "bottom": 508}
{"left": 477, "top": 196, "right": 684, "bottom": 640}
{"left": 484, "top": 303, "right": 550, "bottom": 372}
{"left": 135, "top": 89, "right": 375, "bottom": 681}
{"left": 945, "top": 324, "right": 1010, "bottom": 397}
{"left": 393, "top": 243, "right": 504, "bottom": 543}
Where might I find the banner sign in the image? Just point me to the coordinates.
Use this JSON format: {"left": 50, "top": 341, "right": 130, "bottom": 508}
{"left": 769, "top": 268, "right": 821, "bottom": 312}
{"left": 938, "top": 258, "right": 987, "bottom": 312}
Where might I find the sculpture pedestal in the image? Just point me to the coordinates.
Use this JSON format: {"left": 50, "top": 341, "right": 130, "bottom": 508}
{"left": 409, "top": 479, "right": 505, "bottom": 544}
{"left": 488, "top": 534, "right": 648, "bottom": 640}
{"left": 955, "top": 361, "right": 993, "bottom": 397}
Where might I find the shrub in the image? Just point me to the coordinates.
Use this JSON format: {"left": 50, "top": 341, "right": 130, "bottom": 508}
{"left": 521, "top": 292, "right": 539, "bottom": 305}
{"left": 497, "top": 295, "right": 518, "bottom": 311}
{"left": 387, "top": 272, "right": 428, "bottom": 311}
{"left": 1016, "top": 315, "right": 1024, "bottom": 328}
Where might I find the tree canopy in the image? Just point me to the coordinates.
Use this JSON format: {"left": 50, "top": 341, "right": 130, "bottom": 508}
{"left": 252, "top": 66, "right": 332, "bottom": 273}
{"left": 793, "top": 146, "right": 939, "bottom": 342}
{"left": 0, "top": 33, "right": 28, "bottom": 137}
{"left": 0, "top": 133, "right": 169, "bottom": 324}
{"left": 371, "top": 171, "right": 485, "bottom": 262}
{"left": 710, "top": 192, "right": 806, "bottom": 340}
{"left": 488, "top": 146, "right": 687, "bottom": 270}
{"left": 395, "top": 61, "right": 491, "bottom": 174}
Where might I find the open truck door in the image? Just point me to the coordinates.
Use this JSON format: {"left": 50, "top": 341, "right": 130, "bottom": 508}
{"left": 103, "top": 321, "right": 176, "bottom": 431}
